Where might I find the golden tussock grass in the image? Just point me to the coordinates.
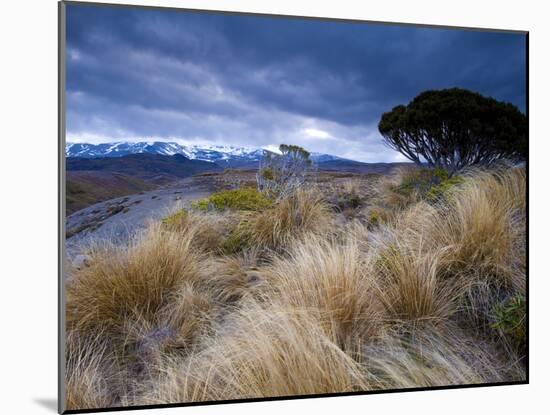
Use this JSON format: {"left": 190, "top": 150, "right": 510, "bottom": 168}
{"left": 370, "top": 235, "right": 465, "bottom": 324}
{"left": 65, "top": 167, "right": 526, "bottom": 409}
{"left": 261, "top": 236, "right": 384, "bottom": 350}
{"left": 245, "top": 189, "right": 334, "bottom": 251}
{"left": 362, "top": 323, "right": 523, "bottom": 389}
{"left": 65, "top": 223, "right": 218, "bottom": 408}
{"left": 198, "top": 249, "right": 263, "bottom": 304}
{"left": 137, "top": 303, "right": 369, "bottom": 404}
{"left": 374, "top": 166, "right": 424, "bottom": 210}
{"left": 66, "top": 223, "right": 208, "bottom": 337}
{"left": 387, "top": 169, "right": 526, "bottom": 329}
{"left": 65, "top": 332, "right": 118, "bottom": 410}
{"left": 161, "top": 208, "right": 242, "bottom": 253}
{"left": 436, "top": 169, "right": 526, "bottom": 289}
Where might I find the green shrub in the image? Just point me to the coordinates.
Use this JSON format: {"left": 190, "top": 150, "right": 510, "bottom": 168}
{"left": 260, "top": 168, "right": 275, "bottom": 181}
{"left": 369, "top": 210, "right": 380, "bottom": 227}
{"left": 426, "top": 175, "right": 465, "bottom": 201}
{"left": 333, "top": 193, "right": 362, "bottom": 212}
{"left": 391, "top": 168, "right": 463, "bottom": 202}
{"left": 218, "top": 213, "right": 256, "bottom": 254}
{"left": 393, "top": 168, "right": 447, "bottom": 196}
{"left": 221, "top": 228, "right": 250, "bottom": 254}
{"left": 192, "top": 188, "right": 272, "bottom": 212}
{"left": 372, "top": 243, "right": 401, "bottom": 275}
{"left": 161, "top": 209, "right": 189, "bottom": 230}
{"left": 491, "top": 294, "right": 526, "bottom": 353}
{"left": 338, "top": 191, "right": 362, "bottom": 210}
{"left": 350, "top": 194, "right": 362, "bottom": 209}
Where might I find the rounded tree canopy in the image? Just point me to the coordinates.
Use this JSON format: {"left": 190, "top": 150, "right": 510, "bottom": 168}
{"left": 378, "top": 88, "right": 527, "bottom": 174}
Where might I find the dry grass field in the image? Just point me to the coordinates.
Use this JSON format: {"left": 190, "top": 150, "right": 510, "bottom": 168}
{"left": 64, "top": 166, "right": 526, "bottom": 410}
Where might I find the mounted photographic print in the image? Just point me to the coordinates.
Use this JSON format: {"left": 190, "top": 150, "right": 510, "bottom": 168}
{"left": 59, "top": 1, "right": 528, "bottom": 413}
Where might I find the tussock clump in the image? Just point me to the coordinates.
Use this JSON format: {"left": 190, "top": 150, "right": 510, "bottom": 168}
{"left": 438, "top": 169, "right": 526, "bottom": 289}
{"left": 199, "top": 189, "right": 335, "bottom": 254}
{"left": 193, "top": 187, "right": 272, "bottom": 212}
{"left": 66, "top": 224, "right": 207, "bottom": 337}
{"left": 366, "top": 166, "right": 466, "bottom": 224}
{"left": 392, "top": 168, "right": 526, "bottom": 294}
{"left": 370, "top": 236, "right": 464, "bottom": 324}
{"left": 122, "top": 283, "right": 214, "bottom": 360}
{"left": 199, "top": 249, "right": 263, "bottom": 304}
{"left": 371, "top": 168, "right": 526, "bottom": 361}
{"left": 363, "top": 324, "right": 520, "bottom": 389}
{"left": 65, "top": 332, "right": 118, "bottom": 411}
{"left": 139, "top": 303, "right": 369, "bottom": 404}
{"left": 262, "top": 236, "right": 384, "bottom": 349}
{"left": 360, "top": 167, "right": 423, "bottom": 227}
{"left": 374, "top": 166, "right": 426, "bottom": 210}
{"left": 331, "top": 180, "right": 365, "bottom": 211}
{"left": 66, "top": 223, "right": 217, "bottom": 402}
{"left": 386, "top": 168, "right": 525, "bottom": 288}
{"left": 246, "top": 189, "right": 334, "bottom": 252}
{"left": 161, "top": 208, "right": 242, "bottom": 254}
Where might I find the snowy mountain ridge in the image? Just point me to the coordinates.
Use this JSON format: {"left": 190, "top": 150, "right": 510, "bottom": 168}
{"left": 65, "top": 141, "right": 344, "bottom": 164}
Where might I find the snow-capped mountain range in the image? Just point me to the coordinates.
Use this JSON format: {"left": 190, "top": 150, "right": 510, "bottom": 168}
{"left": 65, "top": 141, "right": 345, "bottom": 165}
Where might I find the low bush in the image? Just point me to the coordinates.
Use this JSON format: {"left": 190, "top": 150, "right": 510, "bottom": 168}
{"left": 220, "top": 215, "right": 255, "bottom": 254}
{"left": 392, "top": 167, "right": 448, "bottom": 197}
{"left": 491, "top": 294, "right": 526, "bottom": 354}
{"left": 366, "top": 206, "right": 393, "bottom": 229}
{"left": 257, "top": 144, "right": 313, "bottom": 198}
{"left": 426, "top": 175, "right": 466, "bottom": 201}
{"left": 192, "top": 187, "right": 272, "bottom": 212}
{"left": 391, "top": 167, "right": 466, "bottom": 203}
{"left": 161, "top": 208, "right": 189, "bottom": 230}
{"left": 331, "top": 181, "right": 365, "bottom": 211}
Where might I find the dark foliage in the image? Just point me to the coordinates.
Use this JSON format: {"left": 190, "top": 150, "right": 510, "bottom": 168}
{"left": 378, "top": 88, "right": 527, "bottom": 174}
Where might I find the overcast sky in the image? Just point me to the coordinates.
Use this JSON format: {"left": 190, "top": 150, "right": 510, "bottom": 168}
{"left": 66, "top": 4, "right": 526, "bottom": 162}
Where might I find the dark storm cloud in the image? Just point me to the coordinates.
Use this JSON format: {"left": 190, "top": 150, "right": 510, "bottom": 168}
{"left": 66, "top": 3, "right": 526, "bottom": 162}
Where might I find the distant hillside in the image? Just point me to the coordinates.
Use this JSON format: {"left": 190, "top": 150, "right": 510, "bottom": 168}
{"left": 66, "top": 171, "right": 155, "bottom": 214}
{"left": 65, "top": 149, "right": 412, "bottom": 214}
{"left": 317, "top": 159, "right": 412, "bottom": 174}
{"left": 66, "top": 154, "right": 224, "bottom": 213}
{"left": 66, "top": 153, "right": 223, "bottom": 181}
